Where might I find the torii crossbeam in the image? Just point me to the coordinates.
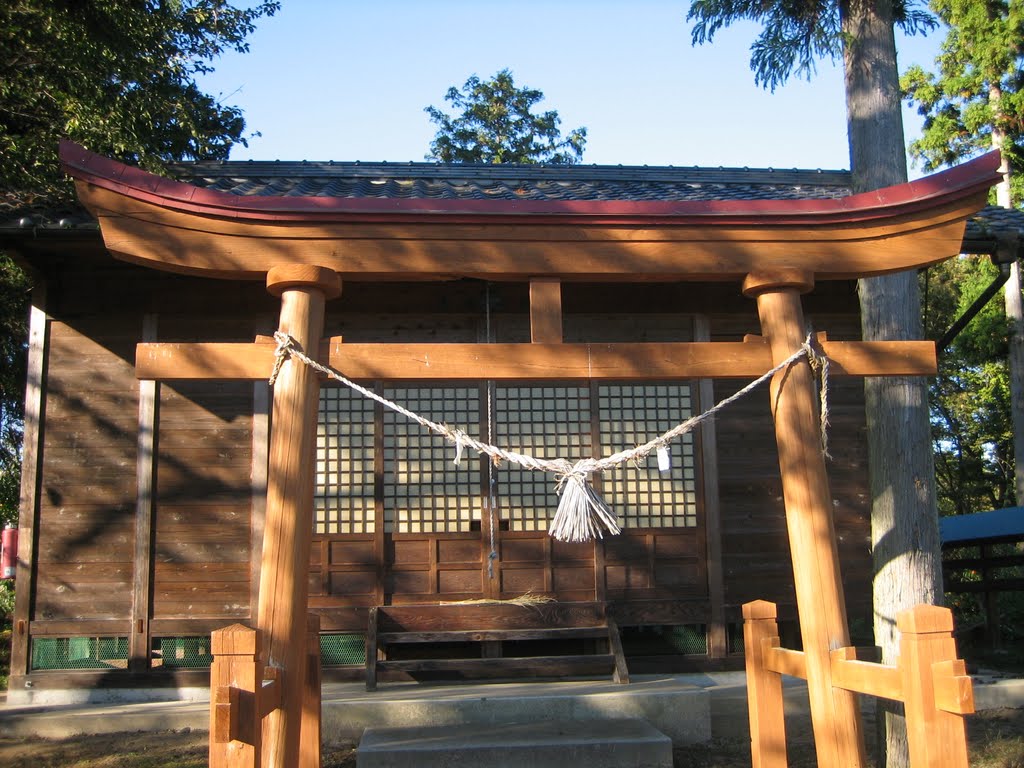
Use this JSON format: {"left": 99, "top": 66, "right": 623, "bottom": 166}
{"left": 61, "top": 142, "right": 1000, "bottom": 768}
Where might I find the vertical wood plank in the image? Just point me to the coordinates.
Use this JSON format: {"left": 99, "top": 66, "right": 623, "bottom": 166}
{"left": 250, "top": 378, "right": 270, "bottom": 625}
{"left": 898, "top": 605, "right": 972, "bottom": 768}
{"left": 365, "top": 606, "right": 379, "bottom": 691}
{"left": 744, "top": 274, "right": 866, "bottom": 768}
{"left": 257, "top": 265, "right": 340, "bottom": 768}
{"left": 694, "top": 314, "right": 727, "bottom": 659}
{"left": 743, "top": 601, "right": 788, "bottom": 768}
{"left": 589, "top": 380, "right": 605, "bottom": 602}
{"left": 130, "top": 314, "right": 158, "bottom": 673}
{"left": 300, "top": 613, "right": 322, "bottom": 768}
{"left": 373, "top": 389, "right": 386, "bottom": 607}
{"left": 10, "top": 285, "right": 48, "bottom": 681}
{"left": 529, "top": 279, "right": 563, "bottom": 344}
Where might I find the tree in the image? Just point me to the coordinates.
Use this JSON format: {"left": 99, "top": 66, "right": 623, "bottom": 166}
{"left": 923, "top": 258, "right": 1016, "bottom": 516}
{"left": 0, "top": 0, "right": 279, "bottom": 202}
{"left": 687, "top": 1, "right": 939, "bottom": 765}
{"left": 902, "top": 0, "right": 1024, "bottom": 506}
{"left": 0, "top": 0, "right": 278, "bottom": 556}
{"left": 425, "top": 69, "right": 587, "bottom": 164}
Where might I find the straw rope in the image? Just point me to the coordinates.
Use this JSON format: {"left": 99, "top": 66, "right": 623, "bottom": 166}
{"left": 270, "top": 332, "right": 829, "bottom": 542}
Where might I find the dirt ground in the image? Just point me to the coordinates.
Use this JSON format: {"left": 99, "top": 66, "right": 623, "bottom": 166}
{"left": 0, "top": 708, "right": 1020, "bottom": 768}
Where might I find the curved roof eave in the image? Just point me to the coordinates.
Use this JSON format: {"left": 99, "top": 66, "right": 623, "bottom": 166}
{"left": 60, "top": 141, "right": 1001, "bottom": 227}
{"left": 58, "top": 141, "right": 1002, "bottom": 282}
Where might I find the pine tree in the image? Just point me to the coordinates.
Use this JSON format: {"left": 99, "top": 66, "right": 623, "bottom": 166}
{"left": 903, "top": 0, "right": 1024, "bottom": 506}
{"left": 425, "top": 70, "right": 587, "bottom": 164}
{"left": 687, "top": 1, "right": 939, "bottom": 765}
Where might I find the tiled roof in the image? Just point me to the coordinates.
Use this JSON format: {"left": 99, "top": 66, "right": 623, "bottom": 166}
{"left": 164, "top": 160, "right": 855, "bottom": 202}
{"left": 3, "top": 160, "right": 1022, "bottom": 249}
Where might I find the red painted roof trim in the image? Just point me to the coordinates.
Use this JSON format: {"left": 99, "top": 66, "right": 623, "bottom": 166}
{"left": 60, "top": 140, "right": 1001, "bottom": 228}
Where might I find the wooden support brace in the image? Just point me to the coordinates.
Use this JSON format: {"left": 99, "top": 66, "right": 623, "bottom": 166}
{"left": 213, "top": 685, "right": 243, "bottom": 745}
{"left": 931, "top": 659, "right": 974, "bottom": 716}
{"left": 829, "top": 647, "right": 903, "bottom": 701}
{"left": 761, "top": 637, "right": 807, "bottom": 679}
{"left": 530, "top": 279, "right": 563, "bottom": 343}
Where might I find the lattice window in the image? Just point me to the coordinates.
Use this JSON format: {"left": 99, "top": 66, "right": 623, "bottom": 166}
{"left": 383, "top": 386, "right": 481, "bottom": 533}
{"left": 494, "top": 385, "right": 592, "bottom": 532}
{"left": 598, "top": 384, "right": 698, "bottom": 528}
{"left": 315, "top": 386, "right": 376, "bottom": 534}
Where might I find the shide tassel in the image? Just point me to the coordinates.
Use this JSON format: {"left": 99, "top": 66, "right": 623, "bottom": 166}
{"left": 549, "top": 462, "right": 621, "bottom": 543}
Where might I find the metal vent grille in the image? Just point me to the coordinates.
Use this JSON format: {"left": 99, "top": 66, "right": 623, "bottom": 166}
{"left": 155, "top": 636, "right": 214, "bottom": 668}
{"left": 31, "top": 637, "right": 128, "bottom": 670}
{"left": 320, "top": 633, "right": 365, "bottom": 666}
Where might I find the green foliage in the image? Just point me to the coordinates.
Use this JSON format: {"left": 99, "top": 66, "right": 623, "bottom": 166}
{"left": 686, "top": 0, "right": 935, "bottom": 91}
{"left": 0, "top": 255, "right": 28, "bottom": 529}
{"left": 425, "top": 69, "right": 587, "bottom": 164}
{"left": 901, "top": 0, "right": 1024, "bottom": 184}
{"left": 0, "top": 0, "right": 279, "bottom": 202}
{"left": 923, "top": 257, "right": 1017, "bottom": 514}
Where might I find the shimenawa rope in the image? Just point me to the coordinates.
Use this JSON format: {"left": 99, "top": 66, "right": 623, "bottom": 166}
{"left": 270, "top": 332, "right": 830, "bottom": 543}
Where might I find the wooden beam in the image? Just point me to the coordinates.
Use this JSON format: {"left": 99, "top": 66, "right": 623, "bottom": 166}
{"left": 694, "top": 315, "right": 727, "bottom": 661}
{"left": 129, "top": 314, "right": 158, "bottom": 673}
{"left": 530, "top": 279, "right": 563, "bottom": 343}
{"left": 136, "top": 339, "right": 937, "bottom": 381}
{"left": 10, "top": 286, "right": 48, "bottom": 681}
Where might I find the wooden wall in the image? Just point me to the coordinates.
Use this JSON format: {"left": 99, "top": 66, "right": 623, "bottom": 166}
{"left": 9, "top": 247, "right": 873, "bottom": 684}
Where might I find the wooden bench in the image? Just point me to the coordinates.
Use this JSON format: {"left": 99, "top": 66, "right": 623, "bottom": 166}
{"left": 365, "top": 601, "right": 629, "bottom": 691}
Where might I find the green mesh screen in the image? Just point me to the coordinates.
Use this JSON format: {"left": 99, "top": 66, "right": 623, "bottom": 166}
{"left": 727, "top": 622, "right": 745, "bottom": 655}
{"left": 320, "top": 633, "right": 365, "bottom": 666}
{"left": 157, "top": 636, "right": 214, "bottom": 668}
{"left": 621, "top": 625, "right": 707, "bottom": 656}
{"left": 31, "top": 637, "right": 128, "bottom": 670}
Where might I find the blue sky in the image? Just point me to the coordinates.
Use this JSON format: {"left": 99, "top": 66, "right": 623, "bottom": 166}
{"left": 198, "top": 0, "right": 946, "bottom": 173}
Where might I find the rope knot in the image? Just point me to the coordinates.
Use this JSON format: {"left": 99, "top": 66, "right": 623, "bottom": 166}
{"left": 802, "top": 334, "right": 832, "bottom": 459}
{"left": 269, "top": 331, "right": 298, "bottom": 386}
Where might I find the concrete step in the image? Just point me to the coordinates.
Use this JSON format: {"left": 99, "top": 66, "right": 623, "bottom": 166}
{"left": 356, "top": 718, "right": 673, "bottom": 768}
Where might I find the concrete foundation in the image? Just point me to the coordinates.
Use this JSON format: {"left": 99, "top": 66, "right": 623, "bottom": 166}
{"left": 325, "top": 676, "right": 711, "bottom": 744}
{"left": 356, "top": 719, "right": 673, "bottom": 768}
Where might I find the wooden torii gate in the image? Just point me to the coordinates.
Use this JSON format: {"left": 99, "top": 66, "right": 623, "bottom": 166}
{"left": 61, "top": 142, "right": 1000, "bottom": 768}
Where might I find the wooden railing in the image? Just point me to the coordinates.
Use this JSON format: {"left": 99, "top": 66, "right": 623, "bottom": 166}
{"left": 743, "top": 600, "right": 974, "bottom": 768}
{"left": 209, "top": 615, "right": 322, "bottom": 768}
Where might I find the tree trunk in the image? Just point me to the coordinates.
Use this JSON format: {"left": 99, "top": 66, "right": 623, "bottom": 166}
{"left": 991, "top": 88, "right": 1024, "bottom": 505}
{"left": 841, "top": 0, "right": 944, "bottom": 766}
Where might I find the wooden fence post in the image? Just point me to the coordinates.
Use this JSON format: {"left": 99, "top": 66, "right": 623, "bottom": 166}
{"left": 743, "top": 601, "right": 788, "bottom": 768}
{"left": 301, "top": 614, "right": 323, "bottom": 768}
{"left": 898, "top": 605, "right": 974, "bottom": 768}
{"left": 210, "top": 624, "right": 263, "bottom": 768}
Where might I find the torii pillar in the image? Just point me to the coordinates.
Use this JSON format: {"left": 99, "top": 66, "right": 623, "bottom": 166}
{"left": 259, "top": 265, "right": 341, "bottom": 768}
{"left": 744, "top": 269, "right": 866, "bottom": 768}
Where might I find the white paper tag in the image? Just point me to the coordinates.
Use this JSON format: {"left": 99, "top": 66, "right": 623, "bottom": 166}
{"left": 453, "top": 439, "right": 464, "bottom": 467}
{"left": 656, "top": 444, "right": 671, "bottom": 472}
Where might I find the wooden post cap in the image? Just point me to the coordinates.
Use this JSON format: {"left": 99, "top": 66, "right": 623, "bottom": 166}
{"left": 896, "top": 604, "right": 955, "bottom": 635}
{"left": 742, "top": 600, "right": 779, "bottom": 620}
{"left": 266, "top": 265, "right": 342, "bottom": 299}
{"left": 742, "top": 269, "right": 815, "bottom": 297}
{"left": 211, "top": 623, "right": 261, "bottom": 656}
